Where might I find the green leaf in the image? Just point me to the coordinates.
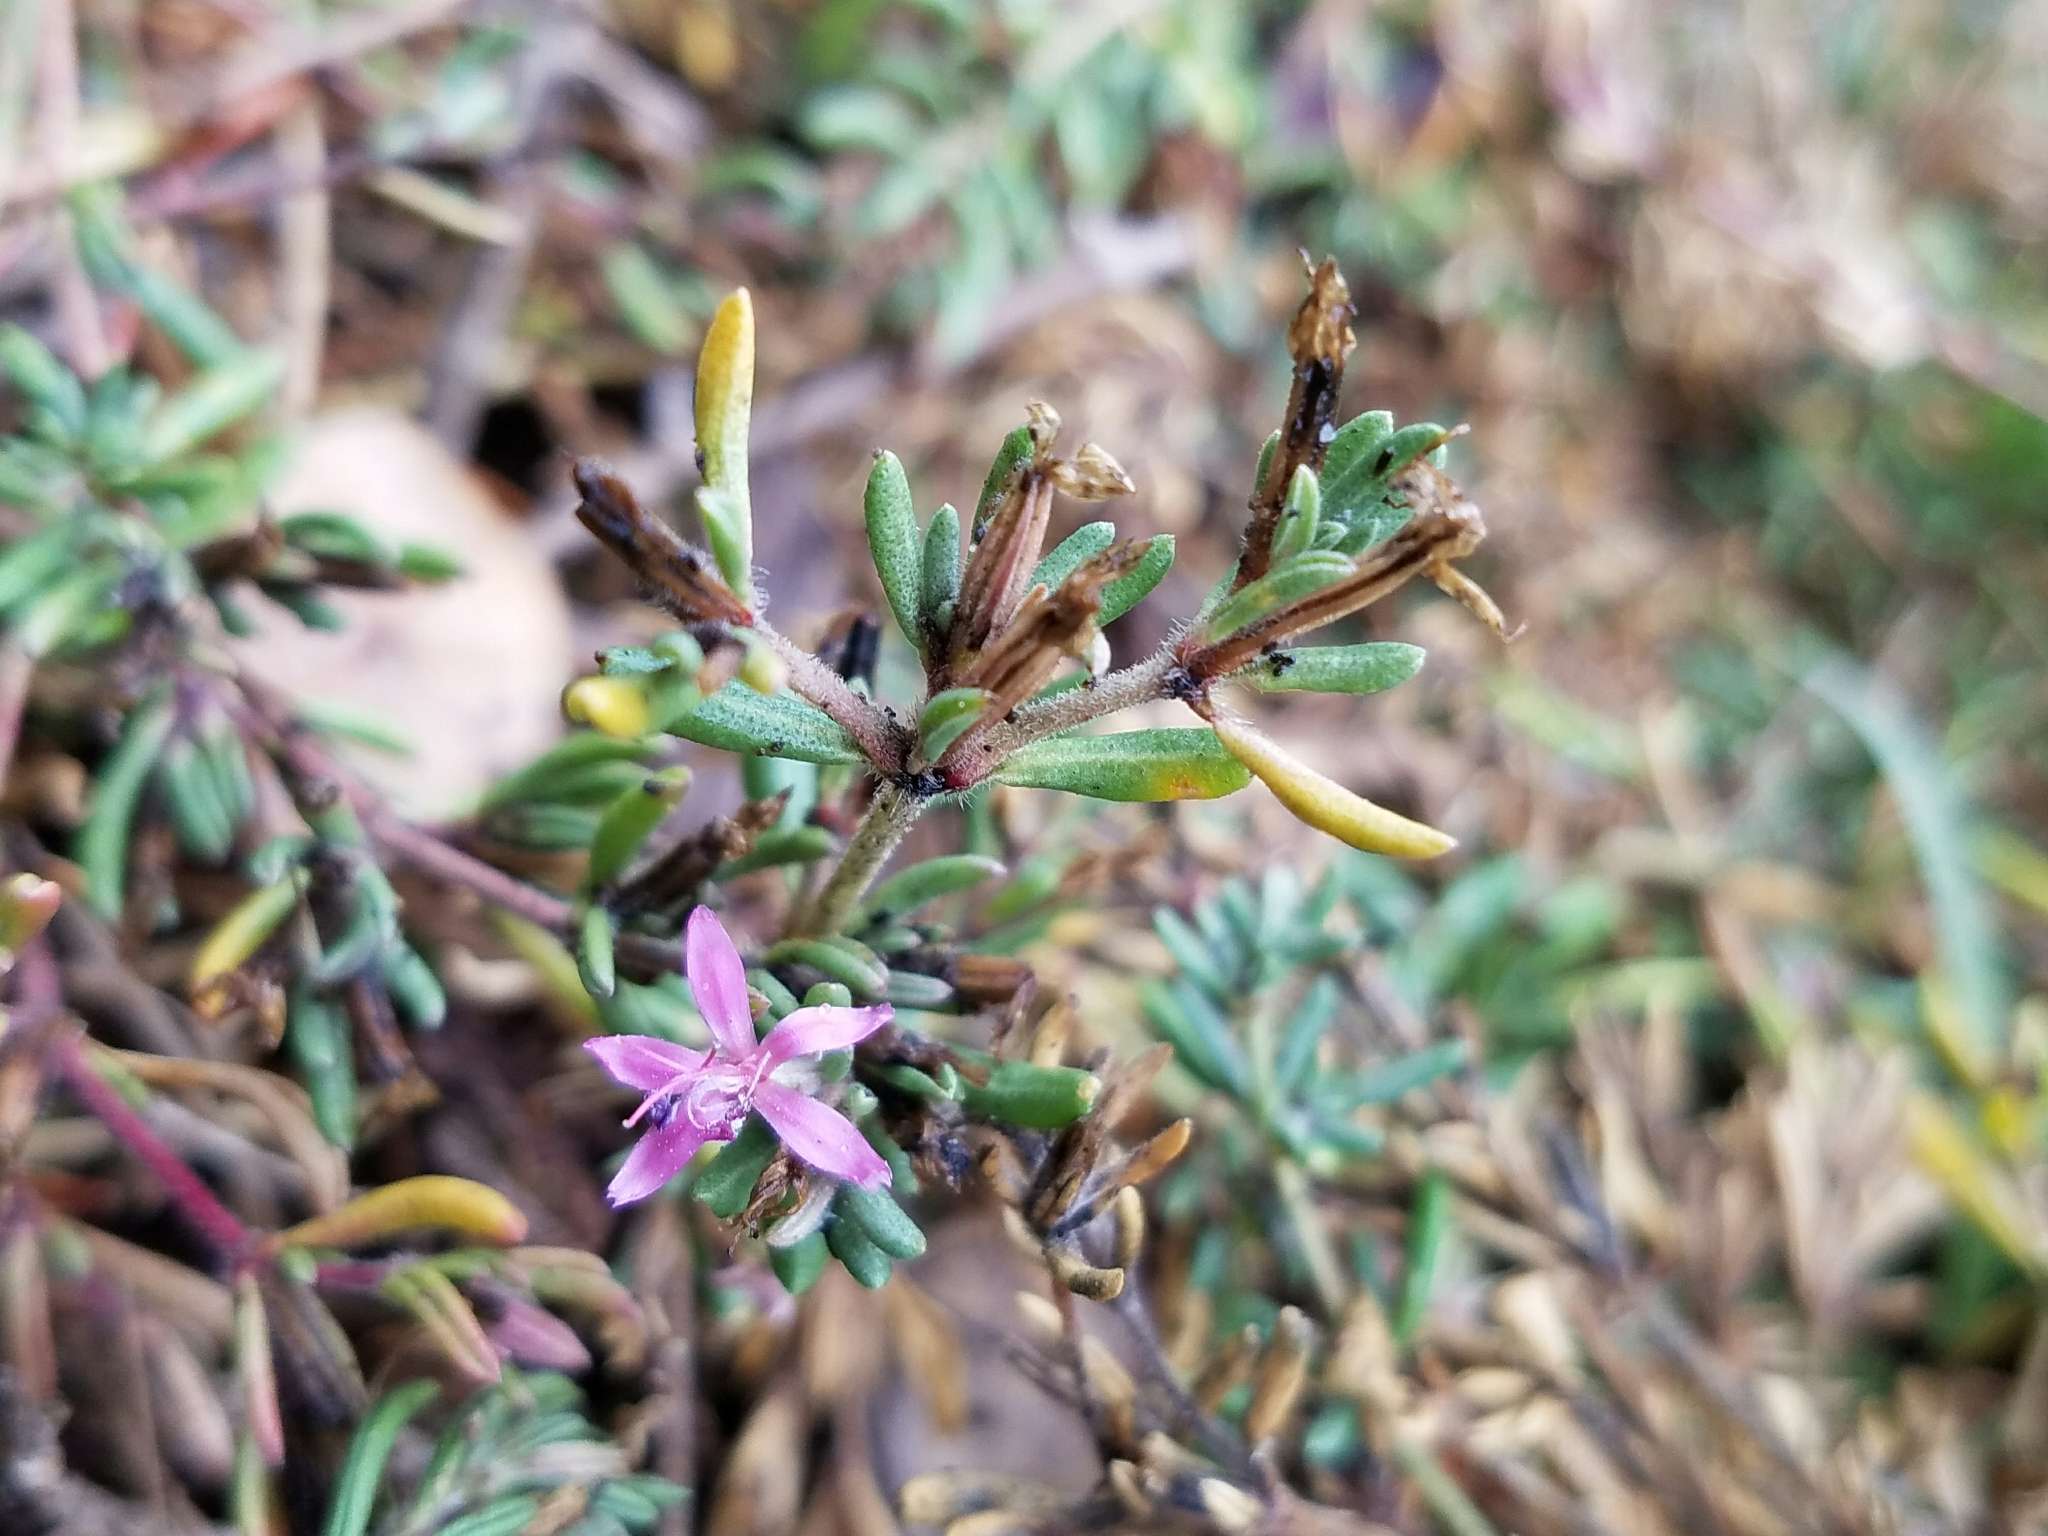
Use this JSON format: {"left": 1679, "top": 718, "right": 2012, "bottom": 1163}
{"left": 1393, "top": 1169, "right": 1452, "bottom": 1347}
{"left": 918, "top": 686, "right": 989, "bottom": 761}
{"left": 993, "top": 728, "right": 1250, "bottom": 802}
{"left": 919, "top": 502, "right": 962, "bottom": 642}
{"left": 1269, "top": 464, "right": 1322, "bottom": 563}
{"left": 1275, "top": 974, "right": 1340, "bottom": 1095}
{"left": 157, "top": 735, "right": 236, "bottom": 863}
{"left": 1238, "top": 642, "right": 1426, "bottom": 696}
{"left": 286, "top": 984, "right": 357, "bottom": 1149}
{"left": 1319, "top": 1038, "right": 1468, "bottom": 1111}
{"left": 762, "top": 936, "right": 887, "bottom": 1000}
{"left": 666, "top": 683, "right": 862, "bottom": 764}
{"left": 1141, "top": 977, "right": 1248, "bottom": 1091}
{"left": 320, "top": 1380, "right": 439, "bottom": 1536}
{"left": 576, "top": 904, "right": 618, "bottom": 1000}
{"left": 601, "top": 242, "right": 692, "bottom": 354}
{"left": 77, "top": 690, "right": 175, "bottom": 919}
{"left": 140, "top": 351, "right": 285, "bottom": 462}
{"left": 1320, "top": 411, "right": 1393, "bottom": 495}
{"left": 863, "top": 450, "right": 925, "bottom": 651}
{"left": 718, "top": 824, "right": 838, "bottom": 877}
{"left": 837, "top": 1184, "right": 926, "bottom": 1259}
{"left": 801, "top": 85, "right": 922, "bottom": 155}
{"left": 825, "top": 1204, "right": 893, "bottom": 1287}
{"left": 1153, "top": 908, "right": 1232, "bottom": 1000}
{"left": 280, "top": 510, "right": 395, "bottom": 567}
{"left": 385, "top": 942, "right": 448, "bottom": 1030}
{"left": 1320, "top": 416, "right": 1446, "bottom": 552}
{"left": 481, "top": 734, "right": 660, "bottom": 813}
{"left": 693, "top": 290, "right": 755, "bottom": 595}
{"left": 1031, "top": 520, "right": 1116, "bottom": 591}
{"left": 585, "top": 768, "right": 691, "bottom": 890}
{"left": 859, "top": 853, "right": 1005, "bottom": 922}
{"left": 857, "top": 158, "right": 944, "bottom": 239}
{"left": 1097, "top": 534, "right": 1173, "bottom": 625}
{"left": 435, "top": 1497, "right": 545, "bottom": 1536}
{"left": 1806, "top": 656, "right": 2007, "bottom": 1056}
{"left": 973, "top": 425, "right": 1035, "bottom": 533}
{"left": 960, "top": 1060, "right": 1100, "bottom": 1129}
{"left": 769, "top": 1231, "right": 830, "bottom": 1295}
{"left": 0, "top": 325, "right": 86, "bottom": 437}
{"left": 693, "top": 1117, "right": 779, "bottom": 1218}
{"left": 1201, "top": 551, "right": 1356, "bottom": 641}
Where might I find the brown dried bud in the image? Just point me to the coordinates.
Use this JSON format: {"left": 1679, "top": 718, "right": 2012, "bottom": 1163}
{"left": 1108, "top": 1117, "right": 1191, "bottom": 1195}
{"left": 1049, "top": 1248, "right": 1125, "bottom": 1301}
{"left": 1110, "top": 1186, "right": 1146, "bottom": 1269}
{"left": 954, "top": 953, "right": 1035, "bottom": 1012}
{"left": 1239, "top": 256, "right": 1357, "bottom": 585}
{"left": 1185, "top": 501, "right": 1488, "bottom": 680}
{"left": 952, "top": 472, "right": 1055, "bottom": 657}
{"left": 1027, "top": 998, "right": 1076, "bottom": 1067}
{"left": 1243, "top": 1305, "right": 1315, "bottom": 1442}
{"left": 1048, "top": 441, "right": 1135, "bottom": 502}
{"left": 571, "top": 458, "right": 753, "bottom": 626}
{"left": 1025, "top": 400, "right": 1062, "bottom": 453}
{"left": 1193, "top": 1323, "right": 1260, "bottom": 1411}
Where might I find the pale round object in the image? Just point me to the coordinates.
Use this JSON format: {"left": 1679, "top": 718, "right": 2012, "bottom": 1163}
{"left": 237, "top": 407, "right": 574, "bottom": 818}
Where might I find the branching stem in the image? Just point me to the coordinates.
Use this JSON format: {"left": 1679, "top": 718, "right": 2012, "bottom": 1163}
{"left": 796, "top": 780, "right": 922, "bottom": 935}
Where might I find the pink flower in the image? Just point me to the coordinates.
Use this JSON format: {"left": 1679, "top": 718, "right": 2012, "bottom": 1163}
{"left": 585, "top": 906, "right": 892, "bottom": 1205}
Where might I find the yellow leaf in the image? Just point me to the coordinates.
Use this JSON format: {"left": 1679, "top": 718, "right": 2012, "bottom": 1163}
{"left": 695, "top": 289, "right": 754, "bottom": 594}
{"left": 189, "top": 879, "right": 300, "bottom": 992}
{"left": 1905, "top": 1093, "right": 2043, "bottom": 1277}
{"left": 1211, "top": 714, "right": 1455, "bottom": 859}
{"left": 272, "top": 1176, "right": 528, "bottom": 1252}
{"left": 561, "top": 675, "right": 652, "bottom": 739}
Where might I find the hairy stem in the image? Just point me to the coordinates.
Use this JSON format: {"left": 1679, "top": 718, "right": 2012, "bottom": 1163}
{"left": 756, "top": 623, "right": 909, "bottom": 772}
{"left": 975, "top": 649, "right": 1177, "bottom": 764}
{"left": 797, "top": 780, "right": 921, "bottom": 935}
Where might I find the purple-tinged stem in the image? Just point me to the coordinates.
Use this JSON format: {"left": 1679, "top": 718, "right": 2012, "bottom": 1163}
{"left": 50, "top": 1037, "right": 255, "bottom": 1262}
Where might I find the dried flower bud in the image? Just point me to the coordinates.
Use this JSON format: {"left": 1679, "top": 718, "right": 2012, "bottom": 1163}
{"left": 572, "top": 458, "right": 753, "bottom": 626}
{"left": 1049, "top": 1248, "right": 1125, "bottom": 1301}
{"left": 1194, "top": 1323, "right": 1260, "bottom": 1411}
{"left": 1110, "top": 1186, "right": 1146, "bottom": 1268}
{"left": 1239, "top": 257, "right": 1356, "bottom": 583}
{"left": 1244, "top": 1306, "right": 1314, "bottom": 1442}
{"left": 1048, "top": 441, "right": 1135, "bottom": 502}
{"left": 1025, "top": 400, "right": 1062, "bottom": 453}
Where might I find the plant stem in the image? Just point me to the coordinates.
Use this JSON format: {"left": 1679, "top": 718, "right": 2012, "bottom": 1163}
{"left": 363, "top": 810, "right": 680, "bottom": 972}
{"left": 49, "top": 1026, "right": 255, "bottom": 1262}
{"left": 756, "top": 622, "right": 909, "bottom": 772}
{"left": 1274, "top": 1157, "right": 1347, "bottom": 1316}
{"left": 0, "top": 643, "right": 30, "bottom": 793}
{"left": 797, "top": 780, "right": 921, "bottom": 935}
{"left": 959, "top": 651, "right": 1176, "bottom": 778}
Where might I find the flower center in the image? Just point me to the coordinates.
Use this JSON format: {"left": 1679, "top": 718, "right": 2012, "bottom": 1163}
{"left": 631, "top": 1059, "right": 761, "bottom": 1141}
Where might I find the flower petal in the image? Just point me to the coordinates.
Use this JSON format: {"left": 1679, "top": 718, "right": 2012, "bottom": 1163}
{"left": 753, "top": 1082, "right": 890, "bottom": 1190}
{"left": 759, "top": 1004, "right": 892, "bottom": 1068}
{"left": 686, "top": 905, "right": 756, "bottom": 1059}
{"left": 584, "top": 1035, "right": 706, "bottom": 1093}
{"left": 606, "top": 1119, "right": 709, "bottom": 1206}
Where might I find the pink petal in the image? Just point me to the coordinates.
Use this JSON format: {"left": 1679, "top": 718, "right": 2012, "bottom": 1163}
{"left": 753, "top": 1082, "right": 890, "bottom": 1190}
{"left": 686, "top": 906, "right": 757, "bottom": 1059}
{"left": 606, "top": 1119, "right": 709, "bottom": 1205}
{"left": 759, "top": 1004, "right": 892, "bottom": 1068}
{"left": 584, "top": 1035, "right": 707, "bottom": 1093}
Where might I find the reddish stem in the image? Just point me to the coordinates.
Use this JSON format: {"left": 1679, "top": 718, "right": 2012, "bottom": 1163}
{"left": 20, "top": 945, "right": 255, "bottom": 1263}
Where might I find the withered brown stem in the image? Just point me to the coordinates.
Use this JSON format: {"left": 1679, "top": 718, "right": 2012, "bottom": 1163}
{"left": 1236, "top": 257, "right": 1356, "bottom": 588}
